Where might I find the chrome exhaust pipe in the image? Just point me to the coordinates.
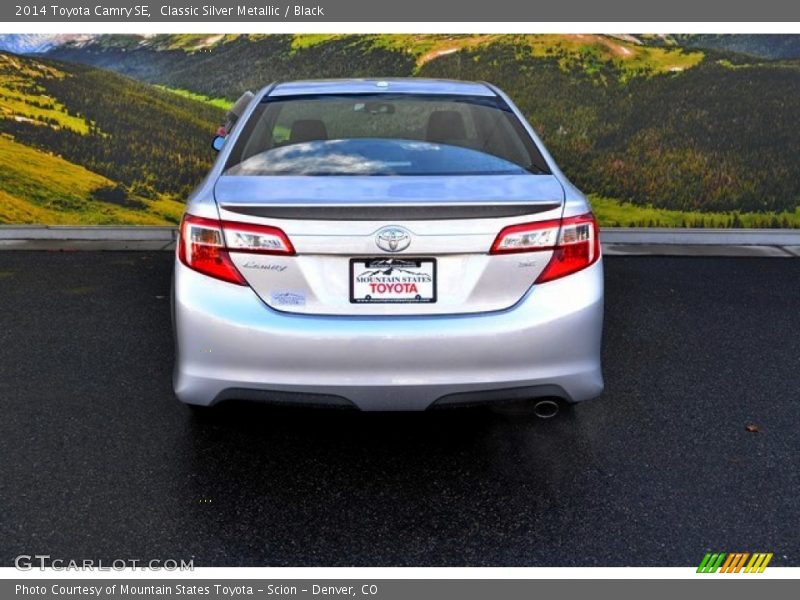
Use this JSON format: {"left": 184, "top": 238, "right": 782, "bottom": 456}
{"left": 533, "top": 399, "right": 560, "bottom": 419}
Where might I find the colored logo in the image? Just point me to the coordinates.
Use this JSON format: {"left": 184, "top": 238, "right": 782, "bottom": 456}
{"left": 697, "top": 552, "right": 773, "bottom": 573}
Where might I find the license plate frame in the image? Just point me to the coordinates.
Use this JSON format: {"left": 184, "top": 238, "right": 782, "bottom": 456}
{"left": 349, "top": 257, "right": 437, "bottom": 304}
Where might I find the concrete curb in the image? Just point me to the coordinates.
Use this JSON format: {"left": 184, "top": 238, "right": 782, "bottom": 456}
{"left": 0, "top": 226, "right": 177, "bottom": 252}
{"left": 602, "top": 244, "right": 796, "bottom": 257}
{"left": 600, "top": 228, "right": 800, "bottom": 246}
{"left": 0, "top": 226, "right": 799, "bottom": 256}
{"left": 0, "top": 225, "right": 175, "bottom": 240}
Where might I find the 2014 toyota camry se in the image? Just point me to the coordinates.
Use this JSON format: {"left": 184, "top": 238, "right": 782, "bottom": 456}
{"left": 172, "top": 78, "right": 603, "bottom": 412}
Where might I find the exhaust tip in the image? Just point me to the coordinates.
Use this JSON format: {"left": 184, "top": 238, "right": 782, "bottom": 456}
{"left": 533, "top": 399, "right": 560, "bottom": 419}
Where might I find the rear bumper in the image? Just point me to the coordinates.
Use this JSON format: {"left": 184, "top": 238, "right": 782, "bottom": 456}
{"left": 172, "top": 258, "right": 604, "bottom": 411}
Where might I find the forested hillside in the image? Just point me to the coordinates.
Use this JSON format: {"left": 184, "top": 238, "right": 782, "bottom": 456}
{"left": 0, "top": 50, "right": 222, "bottom": 224}
{"left": 48, "top": 33, "right": 706, "bottom": 99}
{"left": 49, "top": 34, "right": 418, "bottom": 99}
{"left": 44, "top": 34, "right": 800, "bottom": 224}
{"left": 420, "top": 45, "right": 800, "bottom": 215}
{"left": 666, "top": 35, "right": 800, "bottom": 59}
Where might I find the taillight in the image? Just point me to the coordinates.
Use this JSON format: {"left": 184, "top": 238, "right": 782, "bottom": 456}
{"left": 221, "top": 220, "right": 295, "bottom": 255}
{"left": 178, "top": 215, "right": 295, "bottom": 285}
{"left": 490, "top": 213, "right": 600, "bottom": 283}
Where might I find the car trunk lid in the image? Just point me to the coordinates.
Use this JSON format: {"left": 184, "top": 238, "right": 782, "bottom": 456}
{"left": 215, "top": 174, "right": 565, "bottom": 315}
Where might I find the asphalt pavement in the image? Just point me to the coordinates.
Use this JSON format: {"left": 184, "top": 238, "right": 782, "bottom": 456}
{"left": 0, "top": 252, "right": 798, "bottom": 566}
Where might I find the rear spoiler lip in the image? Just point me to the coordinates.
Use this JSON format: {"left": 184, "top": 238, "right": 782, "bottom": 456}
{"left": 219, "top": 202, "right": 563, "bottom": 221}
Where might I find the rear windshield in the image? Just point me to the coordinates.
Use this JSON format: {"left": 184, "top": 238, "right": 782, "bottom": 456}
{"left": 223, "top": 93, "right": 550, "bottom": 176}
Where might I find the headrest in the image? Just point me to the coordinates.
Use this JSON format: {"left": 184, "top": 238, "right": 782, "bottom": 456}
{"left": 426, "top": 110, "right": 467, "bottom": 143}
{"left": 289, "top": 119, "right": 328, "bottom": 144}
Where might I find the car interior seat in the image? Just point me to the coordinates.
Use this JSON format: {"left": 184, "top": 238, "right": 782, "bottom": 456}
{"left": 289, "top": 119, "right": 329, "bottom": 144}
{"left": 425, "top": 110, "right": 468, "bottom": 145}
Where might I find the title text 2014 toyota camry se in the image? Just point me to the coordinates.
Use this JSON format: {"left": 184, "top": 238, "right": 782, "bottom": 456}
{"left": 172, "top": 79, "right": 603, "bottom": 412}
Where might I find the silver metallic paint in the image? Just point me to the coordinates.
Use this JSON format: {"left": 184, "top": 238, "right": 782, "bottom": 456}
{"left": 173, "top": 78, "right": 604, "bottom": 410}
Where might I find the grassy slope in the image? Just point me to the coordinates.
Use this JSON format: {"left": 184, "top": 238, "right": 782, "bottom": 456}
{"left": 0, "top": 53, "right": 89, "bottom": 133}
{"left": 0, "top": 135, "right": 182, "bottom": 224}
{"left": 185, "top": 33, "right": 705, "bottom": 77}
{"left": 154, "top": 84, "right": 232, "bottom": 110}
{"left": 52, "top": 33, "right": 707, "bottom": 97}
{"left": 591, "top": 196, "right": 800, "bottom": 229}
{"left": 0, "top": 49, "right": 221, "bottom": 224}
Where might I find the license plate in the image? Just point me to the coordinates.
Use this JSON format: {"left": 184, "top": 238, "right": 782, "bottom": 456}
{"left": 350, "top": 258, "right": 436, "bottom": 304}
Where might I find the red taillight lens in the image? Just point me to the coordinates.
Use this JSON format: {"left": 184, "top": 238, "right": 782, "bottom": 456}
{"left": 221, "top": 220, "right": 295, "bottom": 256}
{"left": 178, "top": 215, "right": 295, "bottom": 285}
{"left": 178, "top": 215, "right": 246, "bottom": 285}
{"left": 490, "top": 218, "right": 562, "bottom": 254}
{"left": 536, "top": 213, "right": 600, "bottom": 283}
{"left": 490, "top": 213, "right": 600, "bottom": 283}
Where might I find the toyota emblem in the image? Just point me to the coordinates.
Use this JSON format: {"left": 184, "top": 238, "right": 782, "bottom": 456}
{"left": 375, "top": 226, "right": 411, "bottom": 253}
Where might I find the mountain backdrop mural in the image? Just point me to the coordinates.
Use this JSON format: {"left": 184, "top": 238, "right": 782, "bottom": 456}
{"left": 0, "top": 33, "right": 798, "bottom": 227}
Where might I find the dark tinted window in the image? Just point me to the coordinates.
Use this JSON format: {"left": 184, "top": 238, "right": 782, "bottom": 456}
{"left": 224, "top": 94, "right": 550, "bottom": 176}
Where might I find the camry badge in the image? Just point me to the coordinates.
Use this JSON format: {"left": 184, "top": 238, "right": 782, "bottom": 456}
{"left": 375, "top": 226, "right": 411, "bottom": 253}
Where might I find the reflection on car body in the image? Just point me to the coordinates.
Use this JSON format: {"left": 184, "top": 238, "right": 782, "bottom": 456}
{"left": 173, "top": 78, "right": 603, "bottom": 411}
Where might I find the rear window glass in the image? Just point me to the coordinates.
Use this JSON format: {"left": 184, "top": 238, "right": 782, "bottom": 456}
{"left": 224, "top": 93, "right": 550, "bottom": 176}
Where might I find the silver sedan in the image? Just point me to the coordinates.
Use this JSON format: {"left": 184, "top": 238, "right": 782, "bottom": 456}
{"left": 173, "top": 78, "right": 603, "bottom": 412}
